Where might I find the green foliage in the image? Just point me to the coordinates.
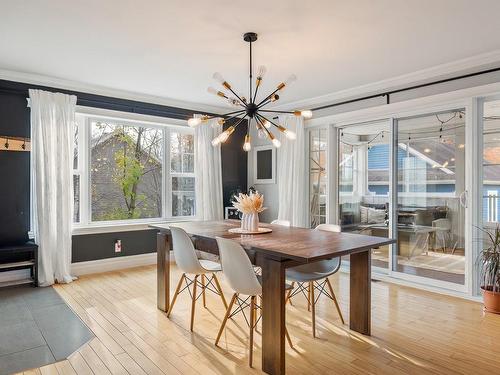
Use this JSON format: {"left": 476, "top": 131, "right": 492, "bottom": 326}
{"left": 478, "top": 224, "right": 500, "bottom": 292}
{"left": 112, "top": 130, "right": 146, "bottom": 218}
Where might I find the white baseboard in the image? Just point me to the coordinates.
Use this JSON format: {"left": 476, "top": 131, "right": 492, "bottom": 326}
{"left": 71, "top": 252, "right": 158, "bottom": 276}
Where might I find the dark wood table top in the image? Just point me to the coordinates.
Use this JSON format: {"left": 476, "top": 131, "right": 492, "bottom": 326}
{"left": 150, "top": 220, "right": 395, "bottom": 263}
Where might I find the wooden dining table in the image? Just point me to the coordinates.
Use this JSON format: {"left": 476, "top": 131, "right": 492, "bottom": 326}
{"left": 151, "top": 220, "right": 395, "bottom": 375}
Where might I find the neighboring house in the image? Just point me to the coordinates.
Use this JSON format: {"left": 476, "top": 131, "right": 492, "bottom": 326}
{"left": 90, "top": 132, "right": 162, "bottom": 221}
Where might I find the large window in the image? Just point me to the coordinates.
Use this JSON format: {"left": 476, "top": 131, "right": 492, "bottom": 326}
{"left": 73, "top": 113, "right": 195, "bottom": 225}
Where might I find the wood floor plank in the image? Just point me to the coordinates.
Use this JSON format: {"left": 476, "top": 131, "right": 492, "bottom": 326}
{"left": 54, "top": 360, "right": 77, "bottom": 375}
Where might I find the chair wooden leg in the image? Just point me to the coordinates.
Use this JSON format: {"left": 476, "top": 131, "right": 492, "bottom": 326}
{"left": 285, "top": 282, "right": 295, "bottom": 306}
{"left": 215, "top": 293, "right": 238, "bottom": 346}
{"left": 249, "top": 296, "right": 255, "bottom": 367}
{"left": 310, "top": 281, "right": 316, "bottom": 338}
{"left": 212, "top": 273, "right": 228, "bottom": 309}
{"left": 326, "top": 278, "right": 345, "bottom": 325}
{"left": 167, "top": 273, "right": 185, "bottom": 317}
{"left": 201, "top": 274, "right": 206, "bottom": 308}
{"left": 190, "top": 275, "right": 198, "bottom": 332}
{"left": 285, "top": 326, "right": 293, "bottom": 348}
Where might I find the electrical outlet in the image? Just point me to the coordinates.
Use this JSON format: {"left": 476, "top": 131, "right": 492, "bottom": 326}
{"left": 115, "top": 239, "right": 122, "bottom": 253}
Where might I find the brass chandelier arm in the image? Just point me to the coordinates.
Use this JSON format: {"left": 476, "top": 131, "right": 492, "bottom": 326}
{"left": 255, "top": 113, "right": 276, "bottom": 137}
{"left": 256, "top": 87, "right": 281, "bottom": 107}
{"left": 255, "top": 112, "right": 282, "bottom": 131}
{"left": 226, "top": 86, "right": 247, "bottom": 105}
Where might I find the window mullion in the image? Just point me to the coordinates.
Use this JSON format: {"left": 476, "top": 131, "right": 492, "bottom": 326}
{"left": 165, "top": 128, "right": 172, "bottom": 218}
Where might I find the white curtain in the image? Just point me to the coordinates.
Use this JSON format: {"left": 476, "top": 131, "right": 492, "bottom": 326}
{"left": 194, "top": 117, "right": 224, "bottom": 220}
{"left": 277, "top": 115, "right": 308, "bottom": 227}
{"left": 30, "top": 89, "right": 77, "bottom": 286}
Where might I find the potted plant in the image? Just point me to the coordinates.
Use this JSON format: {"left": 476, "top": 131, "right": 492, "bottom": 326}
{"left": 478, "top": 225, "right": 500, "bottom": 313}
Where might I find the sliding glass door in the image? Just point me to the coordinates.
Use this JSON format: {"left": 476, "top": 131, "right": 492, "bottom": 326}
{"left": 337, "top": 120, "right": 392, "bottom": 271}
{"left": 334, "top": 110, "right": 468, "bottom": 287}
{"left": 394, "top": 110, "right": 466, "bottom": 285}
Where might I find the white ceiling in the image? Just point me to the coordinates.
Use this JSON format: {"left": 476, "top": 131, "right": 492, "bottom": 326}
{"left": 2, "top": 0, "right": 500, "bottom": 111}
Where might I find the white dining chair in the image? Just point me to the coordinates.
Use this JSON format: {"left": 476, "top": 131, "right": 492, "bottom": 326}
{"left": 167, "top": 226, "right": 228, "bottom": 331}
{"left": 270, "top": 219, "right": 291, "bottom": 226}
{"left": 214, "top": 237, "right": 293, "bottom": 367}
{"left": 273, "top": 222, "right": 345, "bottom": 337}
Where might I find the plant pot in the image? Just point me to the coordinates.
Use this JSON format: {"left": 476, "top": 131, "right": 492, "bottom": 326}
{"left": 481, "top": 286, "right": 500, "bottom": 314}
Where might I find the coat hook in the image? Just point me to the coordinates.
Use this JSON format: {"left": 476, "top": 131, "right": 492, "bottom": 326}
{"left": 4, "top": 138, "right": 9, "bottom": 149}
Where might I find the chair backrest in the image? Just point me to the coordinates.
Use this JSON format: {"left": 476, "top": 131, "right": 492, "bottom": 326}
{"left": 315, "top": 223, "right": 341, "bottom": 233}
{"left": 432, "top": 218, "right": 451, "bottom": 231}
{"left": 271, "top": 219, "right": 291, "bottom": 226}
{"left": 216, "top": 237, "right": 262, "bottom": 296}
{"left": 170, "top": 226, "right": 203, "bottom": 274}
{"left": 314, "top": 223, "right": 341, "bottom": 273}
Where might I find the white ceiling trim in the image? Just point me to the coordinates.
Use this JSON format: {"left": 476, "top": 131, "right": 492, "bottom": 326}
{"left": 0, "top": 68, "right": 228, "bottom": 115}
{"left": 273, "top": 50, "right": 500, "bottom": 111}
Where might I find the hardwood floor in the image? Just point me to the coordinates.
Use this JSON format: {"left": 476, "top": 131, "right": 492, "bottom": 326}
{"left": 16, "top": 264, "right": 500, "bottom": 375}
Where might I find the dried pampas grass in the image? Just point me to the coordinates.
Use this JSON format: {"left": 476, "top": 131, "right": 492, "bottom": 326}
{"left": 232, "top": 191, "right": 266, "bottom": 214}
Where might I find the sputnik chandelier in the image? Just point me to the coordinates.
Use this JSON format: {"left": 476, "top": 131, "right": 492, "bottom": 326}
{"left": 187, "top": 32, "right": 312, "bottom": 151}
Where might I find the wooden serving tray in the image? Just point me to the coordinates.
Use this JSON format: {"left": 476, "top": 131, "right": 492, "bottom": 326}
{"left": 228, "top": 227, "right": 273, "bottom": 234}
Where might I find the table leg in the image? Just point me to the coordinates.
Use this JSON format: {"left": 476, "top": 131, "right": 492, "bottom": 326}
{"left": 261, "top": 257, "right": 286, "bottom": 375}
{"left": 157, "top": 232, "right": 170, "bottom": 312}
{"left": 349, "top": 250, "right": 371, "bottom": 335}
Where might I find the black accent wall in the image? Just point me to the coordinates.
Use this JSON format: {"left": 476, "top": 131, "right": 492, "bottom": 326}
{"left": 0, "top": 79, "right": 247, "bottom": 262}
{"left": 222, "top": 120, "right": 248, "bottom": 207}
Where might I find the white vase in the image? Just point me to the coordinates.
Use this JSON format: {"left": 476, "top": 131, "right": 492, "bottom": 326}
{"left": 240, "top": 213, "right": 259, "bottom": 232}
{"left": 249, "top": 212, "right": 259, "bottom": 232}
{"left": 241, "top": 213, "right": 248, "bottom": 230}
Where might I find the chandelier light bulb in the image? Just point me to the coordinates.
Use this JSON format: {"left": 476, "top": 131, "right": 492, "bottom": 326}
{"left": 257, "top": 65, "right": 267, "bottom": 78}
{"left": 207, "top": 86, "right": 226, "bottom": 98}
{"left": 262, "top": 120, "right": 271, "bottom": 129}
{"left": 272, "top": 138, "right": 281, "bottom": 148}
{"left": 243, "top": 134, "right": 251, "bottom": 152}
{"left": 301, "top": 110, "right": 313, "bottom": 118}
{"left": 285, "top": 74, "right": 297, "bottom": 86}
{"left": 188, "top": 117, "right": 202, "bottom": 127}
{"left": 228, "top": 98, "right": 240, "bottom": 107}
{"left": 218, "top": 126, "right": 235, "bottom": 143}
{"left": 213, "top": 72, "right": 225, "bottom": 84}
{"left": 284, "top": 129, "right": 296, "bottom": 140}
{"left": 213, "top": 72, "right": 231, "bottom": 89}
{"left": 278, "top": 74, "right": 297, "bottom": 90}
{"left": 211, "top": 136, "right": 221, "bottom": 146}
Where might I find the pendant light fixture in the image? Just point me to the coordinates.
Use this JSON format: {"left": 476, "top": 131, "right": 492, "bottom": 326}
{"left": 187, "top": 32, "right": 312, "bottom": 151}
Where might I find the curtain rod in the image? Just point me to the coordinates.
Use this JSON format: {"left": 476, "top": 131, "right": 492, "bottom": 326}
{"left": 311, "top": 66, "right": 500, "bottom": 111}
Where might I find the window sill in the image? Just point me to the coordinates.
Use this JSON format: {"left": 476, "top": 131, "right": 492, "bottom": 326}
{"left": 72, "top": 217, "right": 196, "bottom": 235}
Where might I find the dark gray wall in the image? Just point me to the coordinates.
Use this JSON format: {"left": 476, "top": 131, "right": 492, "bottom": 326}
{"left": 72, "top": 230, "right": 157, "bottom": 263}
{"left": 0, "top": 79, "right": 247, "bottom": 262}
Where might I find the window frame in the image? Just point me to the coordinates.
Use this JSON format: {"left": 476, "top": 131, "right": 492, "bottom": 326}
{"left": 73, "top": 111, "right": 195, "bottom": 231}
